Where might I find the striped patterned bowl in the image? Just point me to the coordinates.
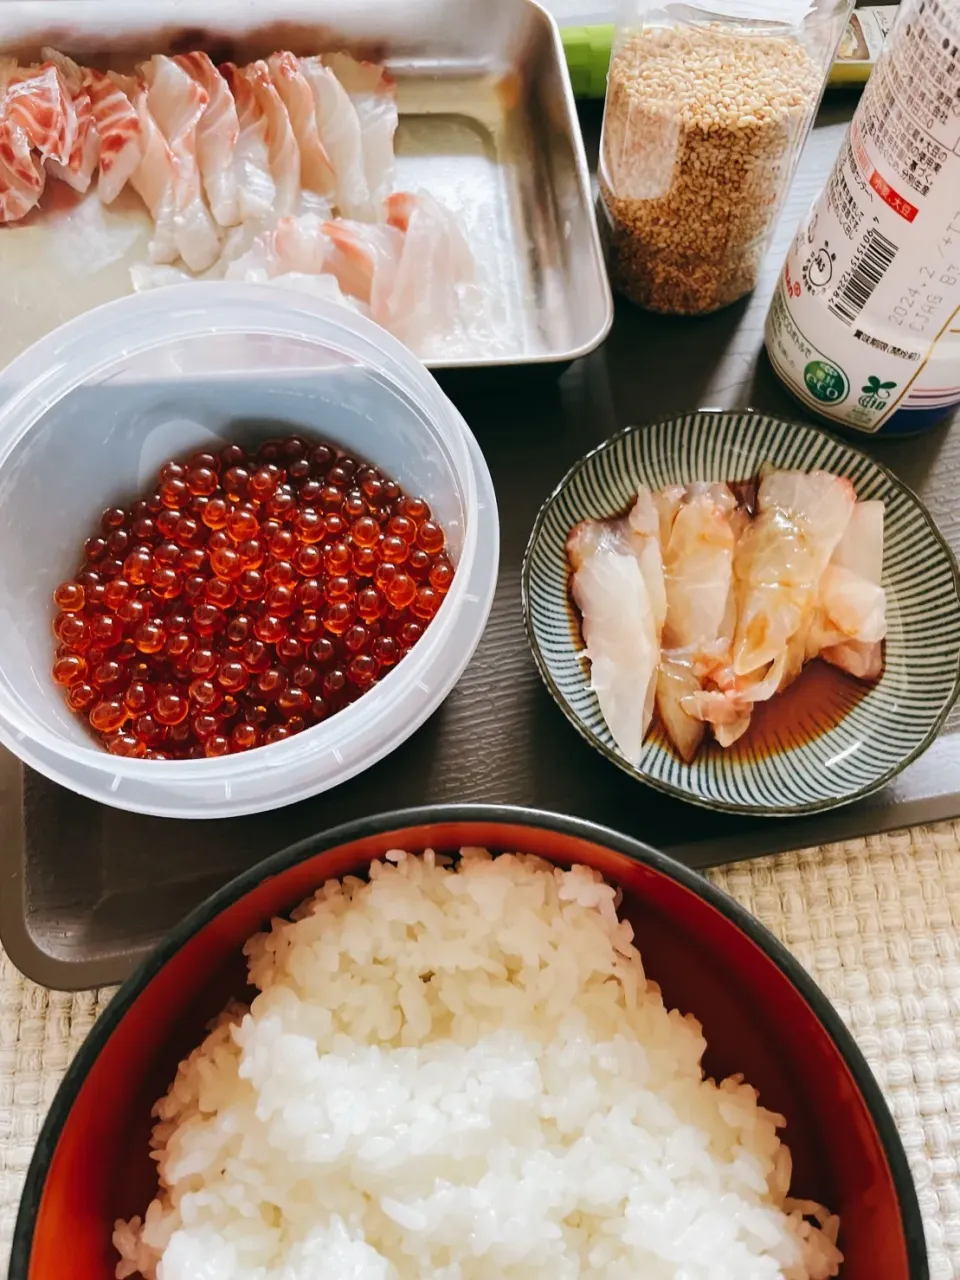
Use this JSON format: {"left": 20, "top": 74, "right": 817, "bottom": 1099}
{"left": 522, "top": 410, "right": 960, "bottom": 816}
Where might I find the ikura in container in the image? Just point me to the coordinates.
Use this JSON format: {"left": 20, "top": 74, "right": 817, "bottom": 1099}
{"left": 0, "top": 284, "right": 499, "bottom": 819}
{"left": 598, "top": 0, "right": 852, "bottom": 316}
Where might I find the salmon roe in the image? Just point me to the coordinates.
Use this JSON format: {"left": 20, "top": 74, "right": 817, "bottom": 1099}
{"left": 51, "top": 437, "right": 455, "bottom": 759}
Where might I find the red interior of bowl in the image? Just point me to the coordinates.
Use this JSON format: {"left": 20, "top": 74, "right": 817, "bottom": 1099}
{"left": 26, "top": 821, "right": 910, "bottom": 1279}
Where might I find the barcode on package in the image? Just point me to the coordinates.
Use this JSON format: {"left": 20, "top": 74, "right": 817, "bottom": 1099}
{"left": 828, "top": 228, "right": 898, "bottom": 325}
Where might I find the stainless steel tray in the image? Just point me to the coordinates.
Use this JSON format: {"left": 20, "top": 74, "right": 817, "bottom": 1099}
{"left": 0, "top": 0, "right": 612, "bottom": 372}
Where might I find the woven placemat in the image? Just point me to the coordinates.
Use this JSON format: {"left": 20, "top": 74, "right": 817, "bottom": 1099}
{"left": 1, "top": 823, "right": 958, "bottom": 1278}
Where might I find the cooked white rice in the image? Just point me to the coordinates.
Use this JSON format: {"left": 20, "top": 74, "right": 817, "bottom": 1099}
{"left": 114, "top": 849, "right": 842, "bottom": 1280}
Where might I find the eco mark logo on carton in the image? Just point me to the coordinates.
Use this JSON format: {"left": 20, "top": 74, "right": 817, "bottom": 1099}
{"left": 803, "top": 359, "right": 849, "bottom": 405}
{"left": 859, "top": 375, "right": 898, "bottom": 412}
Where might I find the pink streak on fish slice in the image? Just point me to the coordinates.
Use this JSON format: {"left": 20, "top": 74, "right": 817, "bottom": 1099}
{"left": 0, "top": 119, "right": 44, "bottom": 223}
{"left": 237, "top": 60, "right": 300, "bottom": 217}
{"left": 319, "top": 219, "right": 403, "bottom": 314}
{"left": 174, "top": 51, "right": 240, "bottom": 228}
{"left": 40, "top": 50, "right": 99, "bottom": 193}
{"left": 141, "top": 55, "right": 221, "bottom": 271}
{"left": 221, "top": 62, "right": 276, "bottom": 223}
{"left": 267, "top": 52, "right": 335, "bottom": 198}
{"left": 4, "top": 64, "right": 77, "bottom": 166}
{"left": 82, "top": 67, "right": 143, "bottom": 204}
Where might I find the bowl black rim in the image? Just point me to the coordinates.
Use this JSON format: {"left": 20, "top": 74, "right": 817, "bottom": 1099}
{"left": 11, "top": 802, "right": 929, "bottom": 1280}
{"left": 521, "top": 407, "right": 960, "bottom": 818}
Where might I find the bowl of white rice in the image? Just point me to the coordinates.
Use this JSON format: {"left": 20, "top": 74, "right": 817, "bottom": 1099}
{"left": 13, "top": 806, "right": 926, "bottom": 1280}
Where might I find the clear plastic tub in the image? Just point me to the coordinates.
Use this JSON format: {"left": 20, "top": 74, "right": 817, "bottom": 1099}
{"left": 598, "top": 0, "right": 852, "bottom": 315}
{"left": 0, "top": 284, "right": 499, "bottom": 818}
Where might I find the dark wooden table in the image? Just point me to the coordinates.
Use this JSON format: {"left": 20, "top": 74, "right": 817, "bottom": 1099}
{"left": 4, "top": 93, "right": 959, "bottom": 989}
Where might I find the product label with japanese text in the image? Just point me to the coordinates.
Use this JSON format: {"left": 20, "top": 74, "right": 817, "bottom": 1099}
{"left": 766, "top": 0, "right": 960, "bottom": 432}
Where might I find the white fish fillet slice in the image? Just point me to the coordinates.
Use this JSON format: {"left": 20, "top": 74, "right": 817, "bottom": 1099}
{"left": 268, "top": 52, "right": 335, "bottom": 199}
{"left": 141, "top": 55, "right": 222, "bottom": 272}
{"left": 299, "top": 56, "right": 370, "bottom": 218}
{"left": 817, "top": 500, "right": 886, "bottom": 679}
{"left": 378, "top": 191, "right": 474, "bottom": 350}
{"left": 320, "top": 218, "right": 405, "bottom": 313}
{"left": 238, "top": 60, "right": 300, "bottom": 218}
{"left": 733, "top": 470, "right": 856, "bottom": 680}
{"left": 41, "top": 49, "right": 99, "bottom": 192}
{"left": 324, "top": 52, "right": 397, "bottom": 216}
{"left": 82, "top": 67, "right": 143, "bottom": 204}
{"left": 224, "top": 213, "right": 334, "bottom": 280}
{"left": 221, "top": 62, "right": 276, "bottom": 224}
{"left": 571, "top": 548, "right": 659, "bottom": 767}
{"left": 122, "top": 78, "right": 179, "bottom": 265}
{"left": 173, "top": 52, "right": 240, "bottom": 228}
{"left": 656, "top": 483, "right": 739, "bottom": 759}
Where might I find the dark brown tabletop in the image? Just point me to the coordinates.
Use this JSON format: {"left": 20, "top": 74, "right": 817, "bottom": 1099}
{"left": 3, "top": 93, "right": 959, "bottom": 990}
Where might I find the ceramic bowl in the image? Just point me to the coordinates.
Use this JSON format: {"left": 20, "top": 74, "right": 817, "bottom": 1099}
{"left": 523, "top": 409, "right": 960, "bottom": 816}
{"left": 12, "top": 806, "right": 925, "bottom": 1279}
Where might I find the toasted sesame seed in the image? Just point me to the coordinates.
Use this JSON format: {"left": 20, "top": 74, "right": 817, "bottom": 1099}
{"left": 600, "top": 25, "right": 822, "bottom": 315}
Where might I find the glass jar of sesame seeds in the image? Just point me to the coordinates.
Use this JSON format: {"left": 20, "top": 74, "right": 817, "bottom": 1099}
{"left": 599, "top": 0, "right": 852, "bottom": 316}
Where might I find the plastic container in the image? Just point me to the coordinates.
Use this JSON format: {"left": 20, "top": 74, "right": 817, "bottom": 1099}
{"left": 766, "top": 0, "right": 960, "bottom": 435}
{"left": 598, "top": 0, "right": 853, "bottom": 315}
{"left": 0, "top": 284, "right": 499, "bottom": 819}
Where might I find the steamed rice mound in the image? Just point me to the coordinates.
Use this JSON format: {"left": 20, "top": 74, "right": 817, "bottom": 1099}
{"left": 114, "top": 849, "right": 842, "bottom": 1280}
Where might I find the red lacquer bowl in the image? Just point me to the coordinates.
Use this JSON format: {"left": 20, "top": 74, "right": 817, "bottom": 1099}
{"left": 12, "top": 806, "right": 927, "bottom": 1279}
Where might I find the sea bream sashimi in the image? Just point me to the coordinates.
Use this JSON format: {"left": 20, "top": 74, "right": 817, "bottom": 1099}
{"left": 654, "top": 483, "right": 741, "bottom": 760}
{"left": 118, "top": 76, "right": 179, "bottom": 264}
{"left": 81, "top": 67, "right": 143, "bottom": 205}
{"left": 236, "top": 60, "right": 301, "bottom": 218}
{"left": 174, "top": 51, "right": 240, "bottom": 228}
{"left": 220, "top": 62, "right": 276, "bottom": 223}
{"left": 567, "top": 524, "right": 661, "bottom": 767}
{"left": 141, "top": 55, "right": 222, "bottom": 272}
{"left": 297, "top": 57, "right": 368, "bottom": 219}
{"left": 40, "top": 49, "right": 99, "bottom": 193}
{"left": 811, "top": 499, "right": 887, "bottom": 680}
{"left": 324, "top": 52, "right": 397, "bottom": 217}
{"left": 732, "top": 470, "right": 856, "bottom": 683}
{"left": 268, "top": 53, "right": 335, "bottom": 200}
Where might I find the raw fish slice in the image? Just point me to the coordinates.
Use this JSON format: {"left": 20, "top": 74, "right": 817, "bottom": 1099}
{"left": 0, "top": 116, "right": 44, "bottom": 223}
{"left": 653, "top": 484, "right": 686, "bottom": 546}
{"left": 324, "top": 52, "right": 397, "bottom": 215}
{"left": 236, "top": 61, "right": 300, "bottom": 218}
{"left": 657, "top": 483, "right": 739, "bottom": 759}
{"left": 378, "top": 191, "right": 474, "bottom": 350}
{"left": 816, "top": 500, "right": 886, "bottom": 679}
{"left": 571, "top": 548, "right": 660, "bottom": 766}
{"left": 124, "top": 79, "right": 179, "bottom": 265}
{"left": 320, "top": 219, "right": 404, "bottom": 314}
{"left": 220, "top": 63, "right": 276, "bottom": 223}
{"left": 174, "top": 52, "right": 240, "bottom": 227}
{"left": 567, "top": 507, "right": 665, "bottom": 637}
{"left": 626, "top": 485, "right": 667, "bottom": 638}
{"left": 141, "top": 55, "right": 221, "bottom": 272}
{"left": 4, "top": 63, "right": 77, "bottom": 166}
{"left": 82, "top": 67, "right": 143, "bottom": 204}
{"left": 733, "top": 470, "right": 856, "bottom": 680}
{"left": 268, "top": 52, "right": 335, "bottom": 199}
{"left": 40, "top": 49, "right": 99, "bottom": 193}
{"left": 223, "top": 213, "right": 334, "bottom": 279}
{"left": 656, "top": 660, "right": 705, "bottom": 762}
{"left": 299, "top": 57, "right": 370, "bottom": 218}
